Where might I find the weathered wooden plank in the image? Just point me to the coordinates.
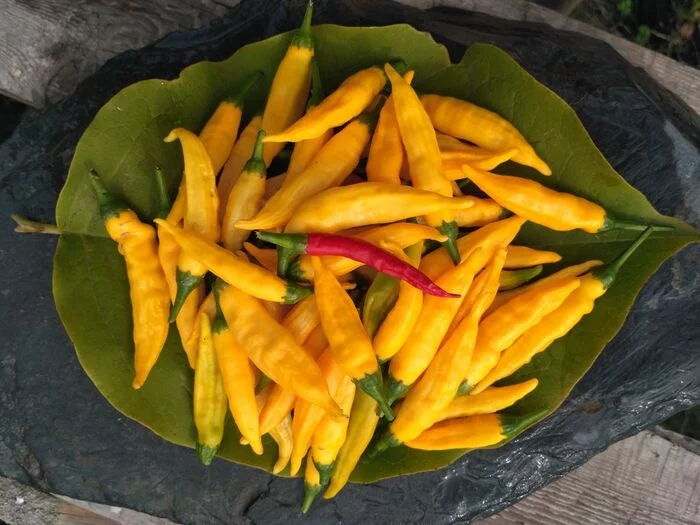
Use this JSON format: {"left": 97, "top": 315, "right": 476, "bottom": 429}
{"left": 405, "top": 0, "right": 700, "bottom": 115}
{"left": 477, "top": 430, "right": 700, "bottom": 525}
{"left": 0, "top": 0, "right": 239, "bottom": 107}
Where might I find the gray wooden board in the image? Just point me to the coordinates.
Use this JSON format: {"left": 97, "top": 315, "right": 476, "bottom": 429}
{"left": 0, "top": 1, "right": 699, "bottom": 524}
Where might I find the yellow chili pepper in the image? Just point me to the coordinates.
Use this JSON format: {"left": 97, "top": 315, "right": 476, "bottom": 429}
{"left": 218, "top": 115, "right": 263, "bottom": 211}
{"left": 405, "top": 411, "right": 545, "bottom": 451}
{"left": 474, "top": 228, "right": 652, "bottom": 393}
{"left": 211, "top": 285, "right": 262, "bottom": 455}
{"left": 164, "top": 128, "right": 219, "bottom": 321}
{"left": 89, "top": 172, "right": 170, "bottom": 389}
{"left": 385, "top": 63, "right": 460, "bottom": 264}
{"left": 261, "top": 1, "right": 315, "bottom": 164}
{"left": 385, "top": 247, "right": 485, "bottom": 405}
{"left": 323, "top": 390, "right": 379, "bottom": 499}
{"left": 311, "top": 255, "right": 393, "bottom": 418}
{"left": 155, "top": 220, "right": 311, "bottom": 304}
{"left": 437, "top": 379, "right": 539, "bottom": 420}
{"left": 264, "top": 64, "right": 389, "bottom": 144}
{"left": 269, "top": 414, "right": 293, "bottom": 474}
{"left": 372, "top": 242, "right": 423, "bottom": 362}
{"left": 284, "top": 182, "right": 476, "bottom": 234}
{"left": 287, "top": 58, "right": 333, "bottom": 179}
{"left": 437, "top": 132, "right": 519, "bottom": 175}
{"left": 463, "top": 276, "right": 582, "bottom": 393}
{"left": 505, "top": 245, "right": 562, "bottom": 269}
{"left": 420, "top": 215, "right": 526, "bottom": 280}
{"left": 366, "top": 70, "right": 415, "bottom": 184}
{"left": 221, "top": 131, "right": 267, "bottom": 251}
{"left": 421, "top": 94, "right": 552, "bottom": 175}
{"left": 166, "top": 180, "right": 187, "bottom": 224}
{"left": 488, "top": 259, "right": 604, "bottom": 314}
{"left": 376, "top": 247, "right": 501, "bottom": 451}
{"left": 259, "top": 323, "right": 327, "bottom": 436}
{"left": 216, "top": 281, "right": 342, "bottom": 419}
{"left": 236, "top": 111, "right": 378, "bottom": 232}
{"left": 181, "top": 289, "right": 213, "bottom": 367}
{"left": 193, "top": 313, "right": 228, "bottom": 465}
{"left": 452, "top": 197, "right": 507, "bottom": 228}
{"left": 302, "top": 451, "right": 322, "bottom": 513}
{"left": 290, "top": 348, "right": 346, "bottom": 475}
{"left": 289, "top": 222, "right": 447, "bottom": 281}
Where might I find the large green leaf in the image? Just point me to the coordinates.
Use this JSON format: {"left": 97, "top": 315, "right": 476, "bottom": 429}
{"left": 53, "top": 27, "right": 698, "bottom": 483}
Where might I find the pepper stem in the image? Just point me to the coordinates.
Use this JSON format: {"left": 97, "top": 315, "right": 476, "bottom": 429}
{"left": 438, "top": 221, "right": 461, "bottom": 265}
{"left": 301, "top": 481, "right": 321, "bottom": 514}
{"left": 169, "top": 269, "right": 203, "bottom": 322}
{"left": 603, "top": 214, "right": 674, "bottom": 232}
{"left": 371, "top": 429, "right": 401, "bottom": 456}
{"left": 384, "top": 375, "right": 409, "bottom": 407}
{"left": 242, "top": 130, "right": 267, "bottom": 175}
{"left": 592, "top": 227, "right": 653, "bottom": 289}
{"left": 356, "top": 372, "right": 394, "bottom": 420}
{"left": 500, "top": 409, "right": 549, "bottom": 438}
{"left": 282, "top": 281, "right": 314, "bottom": 304}
{"left": 290, "top": 1, "right": 314, "bottom": 50}
{"left": 256, "top": 231, "right": 308, "bottom": 277}
{"left": 89, "top": 169, "right": 128, "bottom": 220}
{"left": 227, "top": 70, "right": 264, "bottom": 107}
{"left": 11, "top": 214, "right": 61, "bottom": 235}
{"left": 154, "top": 166, "right": 172, "bottom": 220}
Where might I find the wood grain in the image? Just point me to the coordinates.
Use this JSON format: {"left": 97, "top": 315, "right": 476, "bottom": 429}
{"left": 477, "top": 430, "right": 700, "bottom": 525}
{"left": 0, "top": 0, "right": 239, "bottom": 107}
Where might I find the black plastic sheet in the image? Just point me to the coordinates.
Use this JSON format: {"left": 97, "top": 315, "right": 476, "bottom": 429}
{"left": 0, "top": 1, "right": 698, "bottom": 523}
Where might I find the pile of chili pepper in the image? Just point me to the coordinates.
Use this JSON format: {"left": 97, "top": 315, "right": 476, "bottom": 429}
{"left": 86, "top": 1, "right": 665, "bottom": 512}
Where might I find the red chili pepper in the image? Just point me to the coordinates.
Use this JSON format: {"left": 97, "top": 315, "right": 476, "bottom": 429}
{"left": 256, "top": 231, "right": 459, "bottom": 298}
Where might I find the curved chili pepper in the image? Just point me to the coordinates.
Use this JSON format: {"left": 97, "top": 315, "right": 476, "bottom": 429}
{"left": 288, "top": 222, "right": 447, "bottom": 281}
{"left": 89, "top": 172, "right": 170, "bottom": 389}
{"left": 212, "top": 285, "right": 262, "bottom": 455}
{"left": 261, "top": 1, "right": 315, "bottom": 164}
{"left": 257, "top": 231, "right": 458, "bottom": 298}
{"left": 372, "top": 242, "right": 423, "bottom": 362}
{"left": 366, "top": 70, "right": 415, "bottom": 184}
{"left": 264, "top": 62, "right": 397, "bottom": 144}
{"left": 164, "top": 128, "right": 219, "bottom": 322}
{"left": 385, "top": 247, "right": 485, "bottom": 406}
{"left": 505, "top": 245, "right": 561, "bottom": 269}
{"left": 473, "top": 228, "right": 653, "bottom": 394}
{"left": 216, "top": 280, "right": 343, "bottom": 419}
{"left": 499, "top": 265, "right": 543, "bottom": 290}
{"left": 385, "top": 63, "right": 460, "bottom": 265}
{"left": 269, "top": 414, "right": 293, "bottom": 475}
{"left": 420, "top": 216, "right": 526, "bottom": 280}
{"left": 155, "top": 220, "right": 311, "bottom": 304}
{"left": 236, "top": 108, "right": 379, "bottom": 232}
{"left": 374, "top": 246, "right": 501, "bottom": 452}
{"left": 311, "top": 256, "right": 393, "bottom": 419}
{"left": 218, "top": 114, "right": 263, "bottom": 212}
{"left": 421, "top": 94, "right": 552, "bottom": 175}
{"left": 221, "top": 130, "right": 267, "bottom": 251}
{"left": 283, "top": 181, "right": 476, "bottom": 234}
{"left": 462, "top": 164, "right": 670, "bottom": 233}
{"left": 405, "top": 411, "right": 546, "bottom": 451}
{"left": 183, "top": 290, "right": 215, "bottom": 367}
{"left": 193, "top": 313, "right": 228, "bottom": 465}
{"left": 439, "top": 379, "right": 539, "bottom": 421}
{"left": 287, "top": 58, "right": 333, "bottom": 179}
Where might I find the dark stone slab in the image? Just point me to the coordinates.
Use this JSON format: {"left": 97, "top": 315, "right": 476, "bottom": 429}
{"left": 0, "top": 1, "right": 698, "bottom": 524}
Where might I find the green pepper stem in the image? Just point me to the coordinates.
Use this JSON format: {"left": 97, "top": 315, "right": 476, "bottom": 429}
{"left": 11, "top": 214, "right": 61, "bottom": 235}
{"left": 227, "top": 70, "right": 264, "bottom": 107}
{"left": 89, "top": 169, "right": 128, "bottom": 220}
{"left": 438, "top": 221, "right": 461, "bottom": 265}
{"left": 356, "top": 372, "right": 393, "bottom": 420}
{"left": 301, "top": 481, "right": 321, "bottom": 514}
{"left": 242, "top": 130, "right": 267, "bottom": 175}
{"left": 500, "top": 409, "right": 549, "bottom": 438}
{"left": 592, "top": 227, "right": 653, "bottom": 289}
{"left": 371, "top": 429, "right": 401, "bottom": 456}
{"left": 603, "top": 214, "right": 674, "bottom": 232}
{"left": 282, "top": 281, "right": 313, "bottom": 304}
{"left": 307, "top": 57, "right": 325, "bottom": 109}
{"left": 256, "top": 231, "right": 307, "bottom": 277}
{"left": 169, "top": 269, "right": 204, "bottom": 322}
{"left": 382, "top": 375, "right": 409, "bottom": 408}
{"left": 154, "top": 166, "right": 172, "bottom": 220}
{"left": 291, "top": 1, "right": 314, "bottom": 50}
